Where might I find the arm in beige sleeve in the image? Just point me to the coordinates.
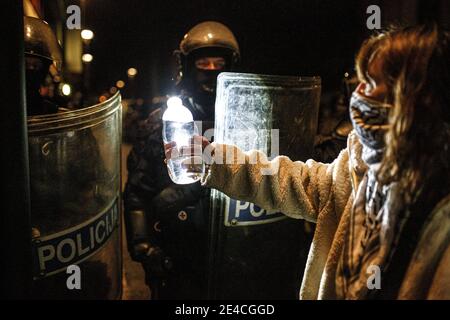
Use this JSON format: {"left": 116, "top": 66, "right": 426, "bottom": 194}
{"left": 201, "top": 143, "right": 350, "bottom": 223}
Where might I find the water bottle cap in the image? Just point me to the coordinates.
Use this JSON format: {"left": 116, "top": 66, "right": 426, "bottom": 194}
{"left": 163, "top": 96, "right": 193, "bottom": 122}
{"left": 166, "top": 96, "right": 183, "bottom": 109}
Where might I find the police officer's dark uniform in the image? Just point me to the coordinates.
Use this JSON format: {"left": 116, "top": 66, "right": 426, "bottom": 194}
{"left": 313, "top": 73, "right": 357, "bottom": 163}
{"left": 123, "top": 22, "right": 240, "bottom": 299}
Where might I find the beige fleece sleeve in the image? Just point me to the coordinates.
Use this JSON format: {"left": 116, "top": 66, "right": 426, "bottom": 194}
{"left": 201, "top": 143, "right": 350, "bottom": 223}
{"left": 427, "top": 244, "right": 450, "bottom": 300}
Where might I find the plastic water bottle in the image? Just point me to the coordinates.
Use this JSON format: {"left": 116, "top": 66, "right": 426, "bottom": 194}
{"left": 162, "top": 97, "right": 202, "bottom": 184}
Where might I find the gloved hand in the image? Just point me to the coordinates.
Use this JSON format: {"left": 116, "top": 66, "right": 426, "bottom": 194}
{"left": 141, "top": 245, "right": 173, "bottom": 280}
{"left": 151, "top": 182, "right": 207, "bottom": 216}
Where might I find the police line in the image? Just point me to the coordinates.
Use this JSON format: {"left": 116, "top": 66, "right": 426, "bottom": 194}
{"left": 32, "top": 197, "right": 120, "bottom": 279}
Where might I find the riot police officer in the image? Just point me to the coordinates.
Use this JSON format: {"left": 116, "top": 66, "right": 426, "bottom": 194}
{"left": 123, "top": 21, "right": 240, "bottom": 299}
{"left": 24, "top": 6, "right": 120, "bottom": 299}
{"left": 23, "top": 13, "right": 62, "bottom": 116}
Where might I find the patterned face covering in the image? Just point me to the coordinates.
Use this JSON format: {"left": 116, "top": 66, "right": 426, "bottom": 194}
{"left": 336, "top": 92, "right": 397, "bottom": 299}
{"left": 349, "top": 92, "right": 391, "bottom": 164}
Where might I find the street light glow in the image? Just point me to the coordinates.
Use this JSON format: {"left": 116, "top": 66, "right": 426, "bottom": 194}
{"left": 116, "top": 80, "right": 125, "bottom": 89}
{"left": 82, "top": 53, "right": 94, "bottom": 63}
{"left": 81, "top": 29, "right": 94, "bottom": 40}
{"left": 61, "top": 83, "right": 71, "bottom": 96}
{"left": 127, "top": 67, "right": 138, "bottom": 77}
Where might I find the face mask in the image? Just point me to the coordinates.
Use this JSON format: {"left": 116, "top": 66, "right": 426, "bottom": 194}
{"left": 195, "top": 69, "right": 221, "bottom": 94}
{"left": 26, "top": 69, "right": 47, "bottom": 116}
{"left": 349, "top": 92, "right": 391, "bottom": 151}
{"left": 190, "top": 69, "right": 222, "bottom": 112}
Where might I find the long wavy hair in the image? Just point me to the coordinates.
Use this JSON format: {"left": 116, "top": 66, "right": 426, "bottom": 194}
{"left": 356, "top": 24, "right": 450, "bottom": 206}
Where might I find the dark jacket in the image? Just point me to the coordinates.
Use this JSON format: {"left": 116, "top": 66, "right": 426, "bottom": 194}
{"left": 123, "top": 95, "right": 214, "bottom": 299}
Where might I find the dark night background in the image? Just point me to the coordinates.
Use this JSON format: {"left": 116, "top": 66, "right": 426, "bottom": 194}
{"left": 76, "top": 0, "right": 449, "bottom": 101}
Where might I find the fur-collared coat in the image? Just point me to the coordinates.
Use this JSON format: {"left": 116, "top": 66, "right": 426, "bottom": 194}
{"left": 201, "top": 130, "right": 450, "bottom": 299}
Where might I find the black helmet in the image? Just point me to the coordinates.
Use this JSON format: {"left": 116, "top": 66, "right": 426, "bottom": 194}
{"left": 174, "top": 21, "right": 240, "bottom": 107}
{"left": 24, "top": 16, "right": 62, "bottom": 75}
{"left": 23, "top": 1, "right": 62, "bottom": 115}
{"left": 179, "top": 21, "right": 240, "bottom": 59}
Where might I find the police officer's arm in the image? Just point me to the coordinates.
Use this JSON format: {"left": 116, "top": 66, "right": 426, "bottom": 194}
{"left": 123, "top": 147, "right": 157, "bottom": 261}
{"left": 124, "top": 111, "right": 205, "bottom": 262}
{"left": 123, "top": 109, "right": 166, "bottom": 262}
{"left": 201, "top": 142, "right": 351, "bottom": 223}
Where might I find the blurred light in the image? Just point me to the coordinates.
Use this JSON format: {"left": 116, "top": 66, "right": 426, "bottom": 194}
{"left": 116, "top": 80, "right": 125, "bottom": 88}
{"left": 61, "top": 83, "right": 72, "bottom": 96}
{"left": 207, "top": 33, "right": 213, "bottom": 39}
{"left": 110, "top": 87, "right": 118, "bottom": 94}
{"left": 26, "top": 26, "right": 31, "bottom": 38}
{"left": 136, "top": 98, "right": 144, "bottom": 106}
{"left": 99, "top": 95, "right": 107, "bottom": 103}
{"left": 81, "top": 29, "right": 94, "bottom": 40}
{"left": 127, "top": 67, "right": 138, "bottom": 78}
{"left": 82, "top": 53, "right": 93, "bottom": 63}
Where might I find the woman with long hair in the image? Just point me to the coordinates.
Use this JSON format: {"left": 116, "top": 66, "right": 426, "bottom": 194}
{"left": 166, "top": 24, "right": 450, "bottom": 299}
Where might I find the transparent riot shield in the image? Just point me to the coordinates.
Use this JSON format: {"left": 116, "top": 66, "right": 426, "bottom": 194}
{"left": 28, "top": 93, "right": 122, "bottom": 299}
{"left": 209, "top": 72, "right": 321, "bottom": 299}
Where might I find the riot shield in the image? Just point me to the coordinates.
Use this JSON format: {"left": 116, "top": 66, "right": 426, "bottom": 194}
{"left": 27, "top": 93, "right": 122, "bottom": 299}
{"left": 208, "top": 72, "right": 321, "bottom": 299}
